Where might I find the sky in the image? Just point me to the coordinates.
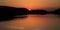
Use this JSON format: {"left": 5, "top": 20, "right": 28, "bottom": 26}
{"left": 0, "top": 0, "right": 60, "bottom": 10}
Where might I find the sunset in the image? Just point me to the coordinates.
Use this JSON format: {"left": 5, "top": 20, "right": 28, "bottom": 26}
{"left": 0, "top": 0, "right": 60, "bottom": 30}
{"left": 0, "top": 0, "right": 59, "bottom": 10}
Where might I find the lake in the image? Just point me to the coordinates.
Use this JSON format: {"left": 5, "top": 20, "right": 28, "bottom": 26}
{"left": 0, "top": 14, "right": 60, "bottom": 30}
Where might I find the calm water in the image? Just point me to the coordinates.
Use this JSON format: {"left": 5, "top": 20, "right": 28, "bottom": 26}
{"left": 0, "top": 14, "right": 60, "bottom": 30}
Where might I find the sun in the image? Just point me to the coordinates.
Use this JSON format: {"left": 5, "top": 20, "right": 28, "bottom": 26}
{"left": 27, "top": 8, "right": 31, "bottom": 11}
{"left": 24, "top": 3, "right": 36, "bottom": 10}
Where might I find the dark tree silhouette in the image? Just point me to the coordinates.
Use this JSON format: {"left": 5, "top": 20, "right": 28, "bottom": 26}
{"left": 29, "top": 9, "right": 47, "bottom": 15}
{"left": 0, "top": 6, "right": 29, "bottom": 21}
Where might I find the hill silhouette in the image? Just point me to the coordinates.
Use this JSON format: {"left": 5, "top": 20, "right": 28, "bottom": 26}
{"left": 29, "top": 9, "right": 48, "bottom": 15}
{"left": 53, "top": 8, "right": 60, "bottom": 15}
{"left": 0, "top": 6, "right": 29, "bottom": 21}
{"left": 29, "top": 9, "right": 60, "bottom": 15}
{"left": 14, "top": 8, "right": 29, "bottom": 15}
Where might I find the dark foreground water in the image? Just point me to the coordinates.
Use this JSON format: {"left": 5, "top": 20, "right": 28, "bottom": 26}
{"left": 0, "top": 14, "right": 60, "bottom": 30}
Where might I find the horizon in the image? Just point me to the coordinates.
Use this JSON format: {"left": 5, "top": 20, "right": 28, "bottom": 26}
{"left": 0, "top": 6, "right": 59, "bottom": 11}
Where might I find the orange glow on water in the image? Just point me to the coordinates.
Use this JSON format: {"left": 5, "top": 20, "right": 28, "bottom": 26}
{"left": 0, "top": 15, "right": 59, "bottom": 30}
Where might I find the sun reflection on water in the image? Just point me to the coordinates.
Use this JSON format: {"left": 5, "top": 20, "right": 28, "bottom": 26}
{"left": 0, "top": 14, "right": 60, "bottom": 30}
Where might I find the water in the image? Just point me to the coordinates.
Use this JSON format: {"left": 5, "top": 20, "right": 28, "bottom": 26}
{"left": 0, "top": 14, "right": 60, "bottom": 30}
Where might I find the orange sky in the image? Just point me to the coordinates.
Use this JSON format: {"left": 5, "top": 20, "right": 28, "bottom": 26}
{"left": 0, "top": 0, "right": 60, "bottom": 10}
